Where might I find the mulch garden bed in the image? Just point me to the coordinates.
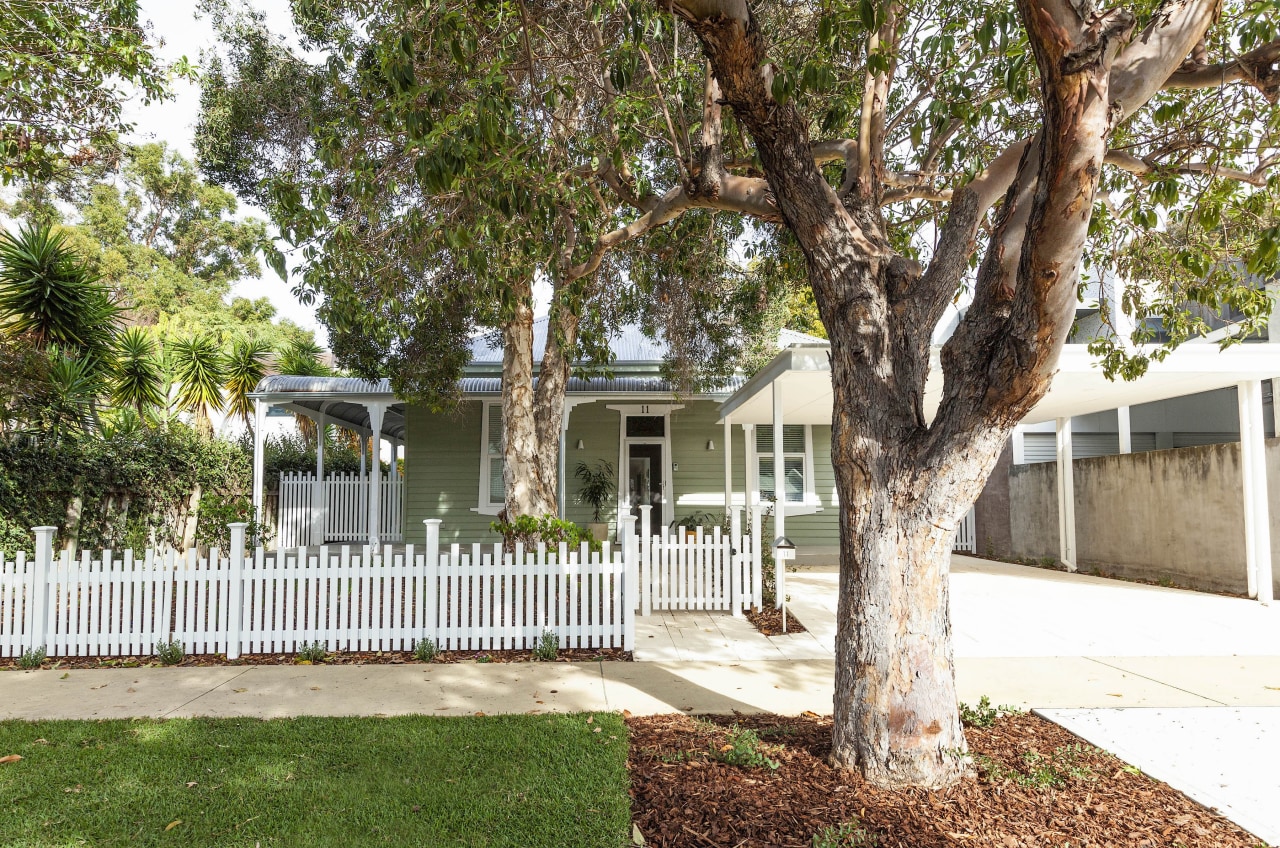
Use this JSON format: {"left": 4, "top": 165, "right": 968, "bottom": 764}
{"left": 745, "top": 606, "right": 807, "bottom": 635}
{"left": 627, "top": 712, "right": 1264, "bottom": 847}
{"left": 3, "top": 647, "right": 630, "bottom": 671}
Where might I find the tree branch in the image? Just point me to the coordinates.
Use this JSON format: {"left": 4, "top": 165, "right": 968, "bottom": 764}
{"left": 1105, "top": 149, "right": 1280, "bottom": 186}
{"left": 1163, "top": 37, "right": 1280, "bottom": 100}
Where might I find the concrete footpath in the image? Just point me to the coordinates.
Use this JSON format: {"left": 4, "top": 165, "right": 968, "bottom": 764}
{"left": 5, "top": 653, "right": 1280, "bottom": 721}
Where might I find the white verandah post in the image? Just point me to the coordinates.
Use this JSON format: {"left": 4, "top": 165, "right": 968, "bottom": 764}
{"left": 365, "top": 403, "right": 387, "bottom": 548}
{"left": 772, "top": 380, "right": 786, "bottom": 608}
{"left": 312, "top": 412, "right": 327, "bottom": 546}
{"left": 252, "top": 399, "right": 268, "bottom": 531}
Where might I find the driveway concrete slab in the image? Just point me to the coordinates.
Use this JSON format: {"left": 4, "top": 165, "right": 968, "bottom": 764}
{"left": 1039, "top": 707, "right": 1280, "bottom": 847}
{"left": 955, "top": 657, "right": 1222, "bottom": 709}
{"left": 1087, "top": 656, "right": 1280, "bottom": 706}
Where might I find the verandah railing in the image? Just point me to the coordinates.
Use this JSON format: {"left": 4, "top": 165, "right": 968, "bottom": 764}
{"left": 276, "top": 471, "right": 405, "bottom": 548}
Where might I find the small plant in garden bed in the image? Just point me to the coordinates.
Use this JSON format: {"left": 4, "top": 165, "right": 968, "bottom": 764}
{"left": 812, "top": 818, "right": 879, "bottom": 848}
{"left": 959, "top": 695, "right": 1020, "bottom": 728}
{"left": 412, "top": 638, "right": 438, "bottom": 662}
{"left": 153, "top": 639, "right": 184, "bottom": 666}
{"left": 976, "top": 744, "right": 1099, "bottom": 789}
{"left": 711, "top": 724, "right": 779, "bottom": 771}
{"left": 294, "top": 642, "right": 328, "bottom": 664}
{"left": 533, "top": 629, "right": 558, "bottom": 661}
{"left": 18, "top": 647, "right": 46, "bottom": 670}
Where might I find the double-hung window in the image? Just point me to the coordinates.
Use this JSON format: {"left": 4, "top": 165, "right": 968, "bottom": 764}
{"left": 477, "top": 402, "right": 505, "bottom": 514}
{"left": 754, "top": 424, "right": 819, "bottom": 512}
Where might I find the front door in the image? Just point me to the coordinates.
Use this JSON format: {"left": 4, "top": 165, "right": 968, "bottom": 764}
{"left": 627, "top": 443, "right": 664, "bottom": 524}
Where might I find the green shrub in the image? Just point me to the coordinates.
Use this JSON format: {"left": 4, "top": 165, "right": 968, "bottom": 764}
{"left": 153, "top": 638, "right": 184, "bottom": 666}
{"left": 295, "top": 641, "right": 328, "bottom": 663}
{"left": 490, "top": 514, "right": 599, "bottom": 552}
{"left": 711, "top": 725, "right": 779, "bottom": 771}
{"left": 18, "top": 646, "right": 46, "bottom": 669}
{"left": 412, "top": 638, "right": 438, "bottom": 662}
{"left": 976, "top": 744, "right": 1098, "bottom": 789}
{"left": 533, "top": 629, "right": 559, "bottom": 661}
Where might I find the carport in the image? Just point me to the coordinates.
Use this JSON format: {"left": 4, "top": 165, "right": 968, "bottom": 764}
{"left": 717, "top": 342, "right": 1279, "bottom": 604}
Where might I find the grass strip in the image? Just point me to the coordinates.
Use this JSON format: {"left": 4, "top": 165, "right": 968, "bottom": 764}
{"left": 0, "top": 713, "right": 630, "bottom": 847}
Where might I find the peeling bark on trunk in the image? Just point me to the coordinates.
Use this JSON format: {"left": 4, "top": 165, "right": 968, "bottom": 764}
{"left": 499, "top": 279, "right": 581, "bottom": 520}
{"left": 673, "top": 0, "right": 1135, "bottom": 788}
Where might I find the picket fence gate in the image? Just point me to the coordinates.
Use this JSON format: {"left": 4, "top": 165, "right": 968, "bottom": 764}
{"left": 277, "top": 472, "right": 404, "bottom": 548}
{"left": 1, "top": 520, "right": 637, "bottom": 660}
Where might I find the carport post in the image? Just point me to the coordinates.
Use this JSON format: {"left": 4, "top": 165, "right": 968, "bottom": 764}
{"left": 1055, "top": 416, "right": 1077, "bottom": 572}
{"left": 1238, "top": 380, "right": 1273, "bottom": 604}
{"left": 1117, "top": 407, "right": 1132, "bottom": 454}
{"left": 723, "top": 415, "right": 733, "bottom": 524}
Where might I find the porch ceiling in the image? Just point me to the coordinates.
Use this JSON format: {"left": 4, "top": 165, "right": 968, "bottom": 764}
{"left": 719, "top": 342, "right": 1280, "bottom": 426}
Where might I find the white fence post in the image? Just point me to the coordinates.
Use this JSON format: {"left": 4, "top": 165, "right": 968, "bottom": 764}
{"left": 226, "top": 522, "right": 247, "bottom": 660}
{"left": 637, "top": 505, "right": 652, "bottom": 617}
{"left": 620, "top": 514, "right": 637, "bottom": 650}
{"left": 750, "top": 504, "right": 763, "bottom": 610}
{"left": 28, "top": 526, "right": 56, "bottom": 655}
{"left": 424, "top": 519, "right": 441, "bottom": 644}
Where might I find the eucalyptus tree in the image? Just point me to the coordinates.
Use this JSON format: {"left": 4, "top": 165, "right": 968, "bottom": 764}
{"left": 0, "top": 0, "right": 179, "bottom": 184}
{"left": 557, "top": 0, "right": 1276, "bottom": 788}
{"left": 197, "top": 1, "right": 754, "bottom": 519}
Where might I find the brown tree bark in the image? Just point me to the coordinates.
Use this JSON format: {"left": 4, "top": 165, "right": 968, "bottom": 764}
{"left": 499, "top": 278, "right": 580, "bottom": 519}
{"left": 670, "top": 0, "right": 1141, "bottom": 787}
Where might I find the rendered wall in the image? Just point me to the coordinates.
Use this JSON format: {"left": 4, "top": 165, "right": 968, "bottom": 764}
{"left": 1008, "top": 439, "right": 1280, "bottom": 597}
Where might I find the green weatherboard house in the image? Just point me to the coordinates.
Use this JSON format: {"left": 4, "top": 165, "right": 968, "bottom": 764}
{"left": 249, "top": 320, "right": 842, "bottom": 563}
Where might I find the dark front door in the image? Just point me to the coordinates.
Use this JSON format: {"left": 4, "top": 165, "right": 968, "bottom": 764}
{"left": 627, "top": 443, "right": 663, "bottom": 521}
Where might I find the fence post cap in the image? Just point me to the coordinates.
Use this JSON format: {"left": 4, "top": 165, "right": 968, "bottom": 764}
{"left": 423, "top": 518, "right": 443, "bottom": 525}
{"left": 31, "top": 526, "right": 59, "bottom": 532}
{"left": 226, "top": 522, "right": 249, "bottom": 528}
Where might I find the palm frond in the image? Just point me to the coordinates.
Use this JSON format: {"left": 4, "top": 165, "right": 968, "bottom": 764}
{"left": 224, "top": 337, "right": 273, "bottom": 429}
{"left": 169, "top": 335, "right": 227, "bottom": 427}
{"left": 110, "top": 327, "right": 167, "bottom": 417}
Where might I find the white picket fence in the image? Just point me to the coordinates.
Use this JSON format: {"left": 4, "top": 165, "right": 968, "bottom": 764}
{"left": 1, "top": 510, "right": 774, "bottom": 660}
{"left": 276, "top": 471, "right": 404, "bottom": 548}
{"left": 2, "top": 521, "right": 639, "bottom": 659}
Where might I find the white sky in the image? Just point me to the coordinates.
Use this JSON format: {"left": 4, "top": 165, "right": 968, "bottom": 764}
{"left": 126, "top": 0, "right": 329, "bottom": 345}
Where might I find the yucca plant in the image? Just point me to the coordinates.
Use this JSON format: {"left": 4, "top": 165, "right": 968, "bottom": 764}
{"left": 168, "top": 334, "right": 227, "bottom": 434}
{"left": 276, "top": 338, "right": 330, "bottom": 377}
{"left": 224, "top": 337, "right": 273, "bottom": 432}
{"left": 0, "top": 223, "right": 119, "bottom": 359}
{"left": 43, "top": 347, "right": 105, "bottom": 434}
{"left": 110, "top": 327, "right": 166, "bottom": 418}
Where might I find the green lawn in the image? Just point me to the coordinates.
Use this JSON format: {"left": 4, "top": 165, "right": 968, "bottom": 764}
{"left": 0, "top": 713, "right": 631, "bottom": 848}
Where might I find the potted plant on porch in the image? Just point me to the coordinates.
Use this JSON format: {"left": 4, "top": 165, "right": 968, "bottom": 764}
{"left": 574, "top": 460, "right": 615, "bottom": 542}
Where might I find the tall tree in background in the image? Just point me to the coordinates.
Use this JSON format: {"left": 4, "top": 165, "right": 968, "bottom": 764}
{"left": 197, "top": 2, "right": 762, "bottom": 519}
{"left": 0, "top": 0, "right": 181, "bottom": 184}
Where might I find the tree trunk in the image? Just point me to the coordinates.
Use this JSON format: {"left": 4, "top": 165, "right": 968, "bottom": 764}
{"left": 499, "top": 280, "right": 580, "bottom": 519}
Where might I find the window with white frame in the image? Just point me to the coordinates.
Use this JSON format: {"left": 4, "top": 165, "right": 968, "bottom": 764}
{"left": 756, "top": 424, "right": 810, "bottom": 505}
{"left": 478, "top": 403, "right": 504, "bottom": 513}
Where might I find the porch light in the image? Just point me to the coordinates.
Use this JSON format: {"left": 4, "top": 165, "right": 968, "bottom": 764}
{"left": 706, "top": 439, "right": 715, "bottom": 450}
{"left": 576, "top": 439, "right": 585, "bottom": 450}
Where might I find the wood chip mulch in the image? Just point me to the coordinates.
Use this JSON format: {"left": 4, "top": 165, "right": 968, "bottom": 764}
{"left": 3, "top": 647, "right": 630, "bottom": 671}
{"left": 627, "top": 712, "right": 1265, "bottom": 848}
{"left": 745, "top": 606, "right": 807, "bottom": 635}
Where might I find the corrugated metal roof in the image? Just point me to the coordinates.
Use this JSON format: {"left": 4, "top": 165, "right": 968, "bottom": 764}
{"left": 255, "top": 375, "right": 394, "bottom": 394}
{"left": 468, "top": 319, "right": 668, "bottom": 364}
